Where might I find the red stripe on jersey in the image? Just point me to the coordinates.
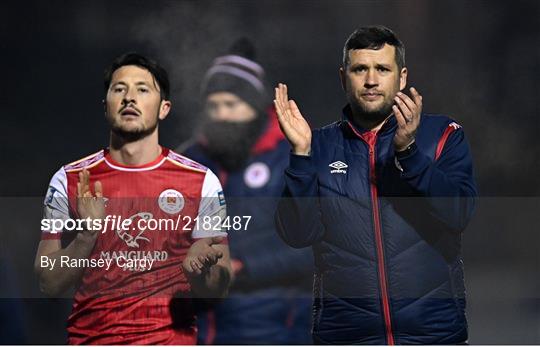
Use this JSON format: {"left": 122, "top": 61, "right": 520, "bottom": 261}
{"left": 62, "top": 147, "right": 210, "bottom": 344}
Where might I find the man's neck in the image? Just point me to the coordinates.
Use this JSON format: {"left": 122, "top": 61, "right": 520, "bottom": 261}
{"left": 350, "top": 106, "right": 392, "bottom": 133}
{"left": 109, "top": 130, "right": 162, "bottom": 166}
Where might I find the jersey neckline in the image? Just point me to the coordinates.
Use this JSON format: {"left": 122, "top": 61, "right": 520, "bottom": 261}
{"left": 104, "top": 147, "right": 170, "bottom": 171}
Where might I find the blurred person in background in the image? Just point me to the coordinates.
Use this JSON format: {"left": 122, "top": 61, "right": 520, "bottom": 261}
{"left": 179, "top": 38, "right": 313, "bottom": 344}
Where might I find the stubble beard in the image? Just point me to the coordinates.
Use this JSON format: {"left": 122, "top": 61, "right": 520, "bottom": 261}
{"left": 349, "top": 92, "right": 395, "bottom": 127}
{"left": 108, "top": 108, "right": 160, "bottom": 143}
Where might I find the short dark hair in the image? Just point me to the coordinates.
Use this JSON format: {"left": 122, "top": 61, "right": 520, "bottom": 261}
{"left": 343, "top": 26, "right": 405, "bottom": 70}
{"left": 104, "top": 53, "right": 170, "bottom": 100}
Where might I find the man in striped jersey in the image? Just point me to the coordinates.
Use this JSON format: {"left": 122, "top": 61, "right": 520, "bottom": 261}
{"left": 34, "top": 53, "right": 232, "bottom": 344}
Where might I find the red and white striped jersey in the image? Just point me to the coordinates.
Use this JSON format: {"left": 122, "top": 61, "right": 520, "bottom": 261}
{"left": 41, "top": 147, "right": 227, "bottom": 345}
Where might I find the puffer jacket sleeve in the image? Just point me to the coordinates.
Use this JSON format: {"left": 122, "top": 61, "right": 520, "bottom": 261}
{"left": 396, "top": 126, "right": 478, "bottom": 231}
{"left": 275, "top": 151, "right": 326, "bottom": 248}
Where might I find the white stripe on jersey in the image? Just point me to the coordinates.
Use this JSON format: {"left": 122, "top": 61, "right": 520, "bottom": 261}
{"left": 191, "top": 169, "right": 228, "bottom": 239}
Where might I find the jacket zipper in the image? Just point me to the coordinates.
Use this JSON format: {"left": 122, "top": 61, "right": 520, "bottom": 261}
{"left": 368, "top": 139, "right": 395, "bottom": 345}
{"left": 348, "top": 123, "right": 394, "bottom": 344}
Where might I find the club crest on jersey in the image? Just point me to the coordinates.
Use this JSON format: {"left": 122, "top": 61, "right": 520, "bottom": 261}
{"left": 329, "top": 161, "right": 348, "bottom": 174}
{"left": 158, "top": 189, "right": 185, "bottom": 214}
{"left": 244, "top": 162, "right": 270, "bottom": 188}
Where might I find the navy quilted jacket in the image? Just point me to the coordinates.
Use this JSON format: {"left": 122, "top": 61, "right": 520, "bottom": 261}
{"left": 181, "top": 112, "right": 313, "bottom": 344}
{"left": 275, "top": 106, "right": 477, "bottom": 344}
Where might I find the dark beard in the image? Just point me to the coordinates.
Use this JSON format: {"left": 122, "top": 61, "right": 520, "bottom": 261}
{"left": 350, "top": 98, "right": 394, "bottom": 128}
{"left": 111, "top": 120, "right": 158, "bottom": 142}
{"left": 201, "top": 116, "right": 266, "bottom": 172}
{"left": 108, "top": 105, "right": 160, "bottom": 143}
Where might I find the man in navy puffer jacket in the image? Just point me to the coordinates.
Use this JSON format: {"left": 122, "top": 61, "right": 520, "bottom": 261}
{"left": 274, "top": 26, "right": 477, "bottom": 344}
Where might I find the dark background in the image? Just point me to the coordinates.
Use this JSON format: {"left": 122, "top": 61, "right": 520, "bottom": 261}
{"left": 0, "top": 0, "right": 538, "bottom": 344}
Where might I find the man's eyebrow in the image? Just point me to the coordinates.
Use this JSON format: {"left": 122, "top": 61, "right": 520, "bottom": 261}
{"left": 110, "top": 79, "right": 161, "bottom": 93}
{"left": 349, "top": 63, "right": 368, "bottom": 69}
{"left": 111, "top": 81, "right": 156, "bottom": 89}
{"left": 138, "top": 79, "right": 161, "bottom": 92}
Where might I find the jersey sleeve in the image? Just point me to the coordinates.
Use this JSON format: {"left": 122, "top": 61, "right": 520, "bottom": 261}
{"left": 41, "top": 167, "right": 70, "bottom": 239}
{"left": 191, "top": 169, "right": 228, "bottom": 239}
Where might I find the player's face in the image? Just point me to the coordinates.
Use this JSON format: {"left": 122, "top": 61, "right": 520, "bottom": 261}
{"left": 204, "top": 92, "right": 256, "bottom": 123}
{"left": 340, "top": 44, "right": 407, "bottom": 120}
{"left": 105, "top": 65, "right": 170, "bottom": 139}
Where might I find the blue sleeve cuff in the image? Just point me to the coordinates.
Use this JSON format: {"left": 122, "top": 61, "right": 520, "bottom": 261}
{"left": 396, "top": 143, "right": 431, "bottom": 177}
{"left": 288, "top": 153, "right": 315, "bottom": 173}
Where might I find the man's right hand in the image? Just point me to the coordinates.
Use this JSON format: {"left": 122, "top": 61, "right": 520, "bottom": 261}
{"left": 76, "top": 168, "right": 105, "bottom": 235}
{"left": 34, "top": 168, "right": 105, "bottom": 296}
{"left": 274, "top": 83, "right": 312, "bottom": 156}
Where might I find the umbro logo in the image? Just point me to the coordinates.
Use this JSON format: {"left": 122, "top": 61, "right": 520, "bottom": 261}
{"left": 329, "top": 161, "right": 348, "bottom": 174}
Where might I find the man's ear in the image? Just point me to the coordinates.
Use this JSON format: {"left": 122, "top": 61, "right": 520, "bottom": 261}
{"left": 339, "top": 67, "right": 347, "bottom": 91}
{"left": 158, "top": 100, "right": 172, "bottom": 120}
{"left": 399, "top": 67, "right": 408, "bottom": 91}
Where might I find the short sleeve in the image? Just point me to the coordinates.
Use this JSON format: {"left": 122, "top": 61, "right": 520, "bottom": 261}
{"left": 191, "top": 169, "right": 228, "bottom": 239}
{"left": 41, "top": 167, "right": 69, "bottom": 239}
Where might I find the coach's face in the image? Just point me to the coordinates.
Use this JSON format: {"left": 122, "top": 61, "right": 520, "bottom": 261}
{"left": 340, "top": 44, "right": 407, "bottom": 122}
{"left": 105, "top": 65, "right": 170, "bottom": 139}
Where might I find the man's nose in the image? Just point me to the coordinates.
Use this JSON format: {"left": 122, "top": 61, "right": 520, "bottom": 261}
{"left": 364, "top": 69, "right": 378, "bottom": 87}
{"left": 212, "top": 106, "right": 230, "bottom": 121}
{"left": 122, "top": 88, "right": 137, "bottom": 104}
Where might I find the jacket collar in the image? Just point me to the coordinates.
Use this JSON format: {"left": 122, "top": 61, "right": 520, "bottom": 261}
{"left": 251, "top": 106, "right": 285, "bottom": 155}
{"left": 341, "top": 104, "right": 397, "bottom": 140}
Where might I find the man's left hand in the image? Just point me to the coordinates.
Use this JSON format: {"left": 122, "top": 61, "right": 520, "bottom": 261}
{"left": 182, "top": 237, "right": 224, "bottom": 276}
{"left": 393, "top": 87, "right": 422, "bottom": 152}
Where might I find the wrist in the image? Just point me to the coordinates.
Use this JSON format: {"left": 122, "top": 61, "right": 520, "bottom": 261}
{"left": 395, "top": 139, "right": 416, "bottom": 153}
{"left": 76, "top": 227, "right": 98, "bottom": 246}
{"left": 395, "top": 140, "right": 417, "bottom": 159}
{"left": 292, "top": 146, "right": 311, "bottom": 156}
